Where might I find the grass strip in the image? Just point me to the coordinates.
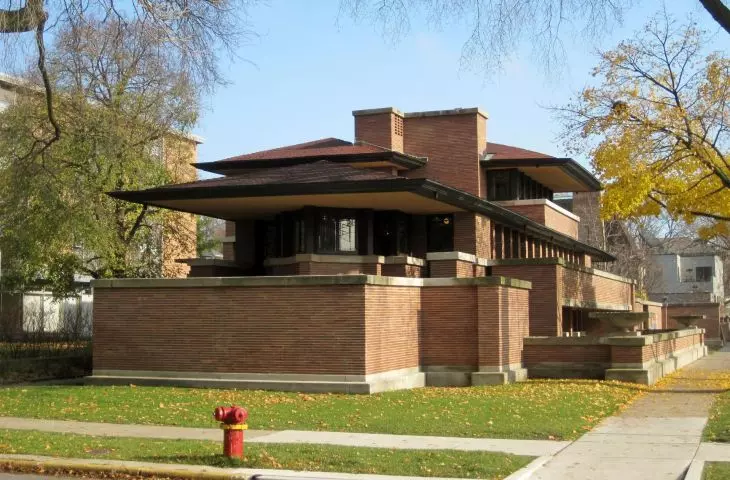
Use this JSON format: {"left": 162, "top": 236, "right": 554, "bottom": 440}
{"left": 705, "top": 390, "right": 730, "bottom": 442}
{"left": 0, "top": 380, "right": 643, "bottom": 440}
{"left": 702, "top": 462, "right": 730, "bottom": 479}
{"left": 0, "top": 428, "right": 532, "bottom": 479}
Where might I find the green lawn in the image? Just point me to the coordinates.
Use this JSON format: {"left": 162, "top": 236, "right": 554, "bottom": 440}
{"left": 703, "top": 462, "right": 730, "bottom": 479}
{"left": 0, "top": 429, "right": 532, "bottom": 479}
{"left": 705, "top": 390, "right": 730, "bottom": 442}
{"left": 0, "top": 380, "right": 643, "bottom": 440}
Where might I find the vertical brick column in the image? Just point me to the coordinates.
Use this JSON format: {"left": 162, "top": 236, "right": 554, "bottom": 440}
{"left": 473, "top": 284, "right": 530, "bottom": 385}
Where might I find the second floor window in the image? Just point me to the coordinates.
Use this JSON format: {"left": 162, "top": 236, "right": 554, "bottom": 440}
{"left": 696, "top": 266, "right": 712, "bottom": 282}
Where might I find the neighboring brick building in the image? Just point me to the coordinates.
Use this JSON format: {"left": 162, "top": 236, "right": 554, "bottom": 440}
{"left": 92, "top": 106, "right": 651, "bottom": 392}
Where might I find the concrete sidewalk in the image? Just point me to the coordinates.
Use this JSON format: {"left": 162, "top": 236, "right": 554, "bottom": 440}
{"left": 529, "top": 345, "right": 730, "bottom": 480}
{"left": 0, "top": 416, "right": 568, "bottom": 457}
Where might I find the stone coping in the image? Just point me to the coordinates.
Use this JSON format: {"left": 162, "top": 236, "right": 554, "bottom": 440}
{"left": 525, "top": 328, "right": 704, "bottom": 347}
{"left": 382, "top": 255, "right": 426, "bottom": 267}
{"left": 635, "top": 298, "right": 663, "bottom": 307}
{"left": 666, "top": 301, "right": 722, "bottom": 307}
{"left": 175, "top": 258, "right": 239, "bottom": 267}
{"left": 264, "top": 254, "right": 385, "bottom": 266}
{"left": 524, "top": 336, "right": 604, "bottom": 346}
{"left": 495, "top": 199, "right": 580, "bottom": 222}
{"left": 404, "top": 107, "right": 488, "bottom": 119}
{"left": 425, "top": 251, "right": 489, "bottom": 266}
{"left": 93, "top": 274, "right": 532, "bottom": 290}
{"left": 489, "top": 257, "right": 636, "bottom": 284}
{"left": 563, "top": 299, "right": 633, "bottom": 311}
{"left": 352, "top": 107, "right": 404, "bottom": 117}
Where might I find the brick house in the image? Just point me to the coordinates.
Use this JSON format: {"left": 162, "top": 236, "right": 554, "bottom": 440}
{"left": 91, "top": 107, "right": 648, "bottom": 392}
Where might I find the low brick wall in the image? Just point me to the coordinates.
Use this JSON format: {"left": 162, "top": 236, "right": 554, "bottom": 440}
{"left": 91, "top": 275, "right": 531, "bottom": 392}
{"left": 525, "top": 329, "right": 706, "bottom": 384}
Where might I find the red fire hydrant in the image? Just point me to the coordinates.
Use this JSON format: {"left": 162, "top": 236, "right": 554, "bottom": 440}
{"left": 213, "top": 405, "right": 249, "bottom": 459}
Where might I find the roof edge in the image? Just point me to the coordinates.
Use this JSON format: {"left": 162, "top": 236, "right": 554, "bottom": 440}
{"left": 482, "top": 157, "right": 601, "bottom": 191}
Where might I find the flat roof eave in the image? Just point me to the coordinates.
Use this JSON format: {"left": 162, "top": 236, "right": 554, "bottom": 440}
{"left": 109, "top": 177, "right": 614, "bottom": 262}
{"left": 482, "top": 158, "right": 602, "bottom": 192}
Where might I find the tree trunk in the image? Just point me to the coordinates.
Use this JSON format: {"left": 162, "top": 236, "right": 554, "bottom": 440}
{"left": 0, "top": 0, "right": 45, "bottom": 33}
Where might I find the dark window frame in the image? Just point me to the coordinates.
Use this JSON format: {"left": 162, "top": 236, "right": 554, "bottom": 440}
{"left": 426, "top": 214, "right": 454, "bottom": 252}
{"left": 315, "top": 208, "right": 359, "bottom": 255}
{"left": 696, "top": 266, "right": 712, "bottom": 282}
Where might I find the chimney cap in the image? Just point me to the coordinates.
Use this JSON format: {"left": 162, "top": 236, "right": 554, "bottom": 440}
{"left": 352, "top": 107, "right": 404, "bottom": 117}
{"left": 404, "top": 107, "right": 488, "bottom": 119}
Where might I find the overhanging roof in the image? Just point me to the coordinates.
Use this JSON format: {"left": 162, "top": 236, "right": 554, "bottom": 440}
{"left": 195, "top": 138, "right": 427, "bottom": 175}
{"left": 482, "top": 158, "right": 601, "bottom": 192}
{"left": 110, "top": 176, "right": 614, "bottom": 262}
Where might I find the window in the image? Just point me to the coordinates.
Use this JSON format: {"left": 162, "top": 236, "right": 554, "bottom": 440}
{"left": 317, "top": 211, "right": 357, "bottom": 253}
{"left": 488, "top": 170, "right": 512, "bottom": 201}
{"left": 427, "top": 214, "right": 454, "bottom": 252}
{"left": 696, "top": 266, "right": 712, "bottom": 282}
{"left": 374, "top": 211, "right": 410, "bottom": 256}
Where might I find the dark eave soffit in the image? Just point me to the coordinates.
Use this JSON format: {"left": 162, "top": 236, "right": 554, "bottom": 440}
{"left": 110, "top": 177, "right": 614, "bottom": 261}
{"left": 481, "top": 157, "right": 602, "bottom": 191}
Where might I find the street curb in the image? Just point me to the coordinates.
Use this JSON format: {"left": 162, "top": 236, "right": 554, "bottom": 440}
{"left": 503, "top": 456, "right": 551, "bottom": 480}
{"left": 0, "top": 455, "right": 244, "bottom": 480}
{"left": 683, "top": 459, "right": 704, "bottom": 480}
{"left": 0, "top": 454, "right": 475, "bottom": 480}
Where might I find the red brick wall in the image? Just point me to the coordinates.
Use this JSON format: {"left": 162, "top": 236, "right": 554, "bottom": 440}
{"left": 524, "top": 344, "right": 611, "bottom": 366}
{"left": 365, "top": 285, "right": 421, "bottom": 374}
{"left": 478, "top": 286, "right": 529, "bottom": 367}
{"left": 381, "top": 264, "right": 423, "bottom": 277}
{"left": 299, "top": 262, "right": 382, "bottom": 276}
{"left": 454, "top": 212, "right": 491, "bottom": 258}
{"left": 403, "top": 113, "right": 484, "bottom": 196}
{"left": 94, "top": 285, "right": 368, "bottom": 375}
{"left": 491, "top": 264, "right": 560, "bottom": 336}
{"left": 559, "top": 266, "right": 634, "bottom": 310}
{"left": 492, "top": 263, "right": 634, "bottom": 336}
{"left": 633, "top": 302, "right": 663, "bottom": 329}
{"left": 421, "top": 287, "right": 478, "bottom": 367}
{"left": 498, "top": 203, "right": 578, "bottom": 239}
{"left": 429, "top": 260, "right": 475, "bottom": 278}
{"left": 95, "top": 279, "right": 531, "bottom": 380}
{"left": 354, "top": 111, "right": 404, "bottom": 152}
{"left": 666, "top": 304, "right": 721, "bottom": 338}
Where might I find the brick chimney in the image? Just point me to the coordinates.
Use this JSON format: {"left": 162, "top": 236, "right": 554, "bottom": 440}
{"left": 403, "top": 107, "right": 488, "bottom": 197}
{"left": 352, "top": 107, "right": 405, "bottom": 153}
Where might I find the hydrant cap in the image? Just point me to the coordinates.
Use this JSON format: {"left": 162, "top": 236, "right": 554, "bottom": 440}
{"left": 213, "top": 405, "right": 248, "bottom": 424}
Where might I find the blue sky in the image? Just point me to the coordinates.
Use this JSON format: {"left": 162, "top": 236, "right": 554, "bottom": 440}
{"left": 195, "top": 0, "right": 728, "bottom": 178}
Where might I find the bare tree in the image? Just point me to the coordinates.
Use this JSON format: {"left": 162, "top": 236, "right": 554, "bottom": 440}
{"left": 340, "top": 0, "right": 730, "bottom": 74}
{"left": 0, "top": 0, "right": 257, "bottom": 150}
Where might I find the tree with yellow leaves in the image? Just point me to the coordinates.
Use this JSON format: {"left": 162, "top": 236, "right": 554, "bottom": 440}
{"left": 561, "top": 13, "right": 730, "bottom": 238}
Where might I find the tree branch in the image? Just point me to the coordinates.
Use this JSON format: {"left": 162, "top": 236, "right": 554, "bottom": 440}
{"left": 698, "top": 0, "right": 730, "bottom": 35}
